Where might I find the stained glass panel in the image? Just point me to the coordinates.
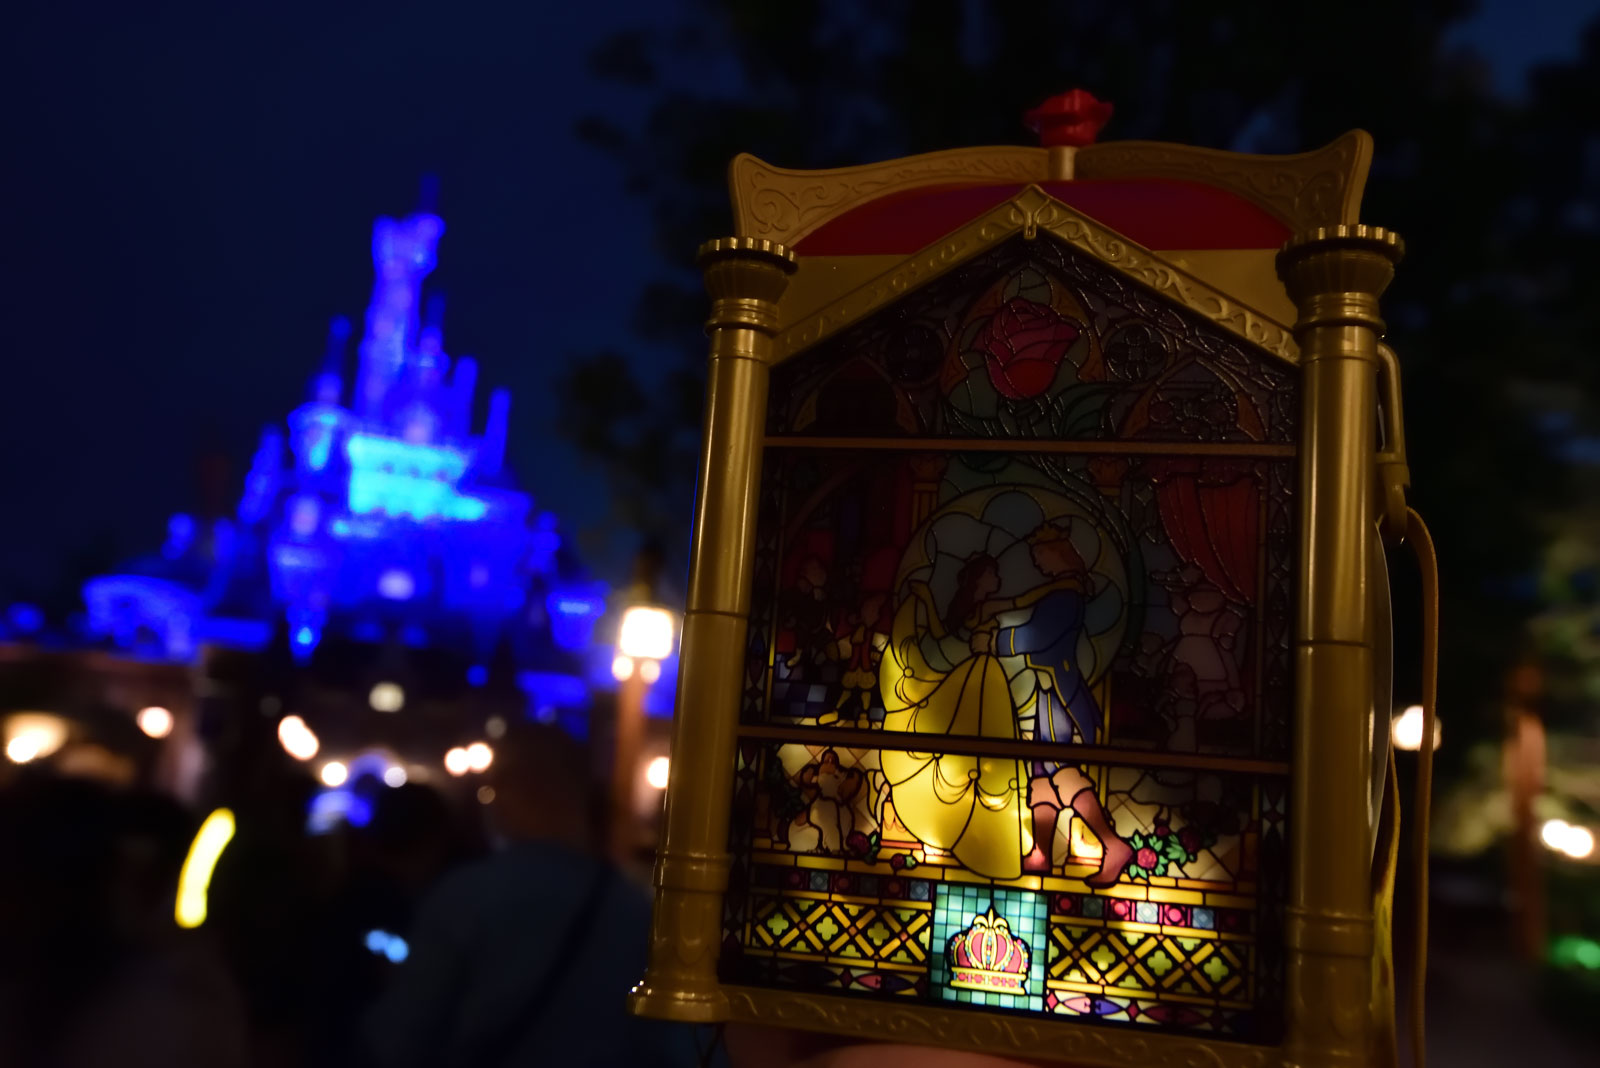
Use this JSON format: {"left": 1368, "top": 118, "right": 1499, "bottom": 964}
{"left": 721, "top": 741, "right": 1285, "bottom": 1040}
{"left": 748, "top": 449, "right": 1292, "bottom": 761}
{"left": 726, "top": 231, "right": 1296, "bottom": 1045}
{"left": 768, "top": 236, "right": 1297, "bottom": 445}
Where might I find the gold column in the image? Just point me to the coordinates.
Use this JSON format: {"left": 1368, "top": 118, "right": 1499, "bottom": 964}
{"left": 1276, "top": 225, "right": 1404, "bottom": 1066}
{"left": 630, "top": 237, "right": 796, "bottom": 1022}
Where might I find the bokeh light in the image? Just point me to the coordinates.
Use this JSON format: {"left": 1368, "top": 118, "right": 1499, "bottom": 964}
{"left": 136, "top": 706, "right": 174, "bottom": 739}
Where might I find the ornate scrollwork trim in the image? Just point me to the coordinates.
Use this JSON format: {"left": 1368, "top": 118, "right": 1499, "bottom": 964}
{"left": 723, "top": 986, "right": 1280, "bottom": 1068}
{"left": 732, "top": 132, "right": 1369, "bottom": 252}
{"left": 771, "top": 185, "right": 1299, "bottom": 366}
{"left": 1076, "top": 131, "right": 1372, "bottom": 234}
{"left": 730, "top": 147, "right": 1049, "bottom": 247}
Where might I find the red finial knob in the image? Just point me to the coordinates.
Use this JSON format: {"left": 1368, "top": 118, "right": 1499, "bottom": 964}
{"left": 1025, "top": 90, "right": 1113, "bottom": 148}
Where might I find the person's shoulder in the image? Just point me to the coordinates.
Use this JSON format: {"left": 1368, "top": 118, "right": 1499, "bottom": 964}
{"left": 425, "top": 843, "right": 630, "bottom": 912}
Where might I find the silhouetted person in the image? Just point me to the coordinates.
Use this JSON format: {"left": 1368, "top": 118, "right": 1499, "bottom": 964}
{"left": 0, "top": 779, "right": 248, "bottom": 1068}
{"left": 57, "top": 789, "right": 250, "bottom": 1068}
{"left": 317, "top": 782, "right": 484, "bottom": 1062}
{"left": 362, "top": 722, "right": 698, "bottom": 1068}
{"left": 208, "top": 769, "right": 340, "bottom": 1067}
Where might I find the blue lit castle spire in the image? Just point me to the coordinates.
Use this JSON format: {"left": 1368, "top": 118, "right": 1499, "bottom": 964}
{"left": 85, "top": 205, "right": 605, "bottom": 706}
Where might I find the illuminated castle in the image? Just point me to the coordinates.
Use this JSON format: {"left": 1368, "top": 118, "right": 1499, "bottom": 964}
{"left": 83, "top": 207, "right": 605, "bottom": 707}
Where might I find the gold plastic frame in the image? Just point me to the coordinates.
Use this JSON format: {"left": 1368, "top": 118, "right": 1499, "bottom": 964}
{"left": 633, "top": 137, "right": 1401, "bottom": 1068}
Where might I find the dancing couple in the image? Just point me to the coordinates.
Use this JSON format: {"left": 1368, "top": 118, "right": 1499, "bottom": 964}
{"left": 880, "top": 521, "right": 1132, "bottom": 886}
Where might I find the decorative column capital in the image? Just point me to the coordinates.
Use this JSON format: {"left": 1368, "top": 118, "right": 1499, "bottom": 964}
{"left": 698, "top": 237, "right": 798, "bottom": 335}
{"left": 1276, "top": 225, "right": 1405, "bottom": 340}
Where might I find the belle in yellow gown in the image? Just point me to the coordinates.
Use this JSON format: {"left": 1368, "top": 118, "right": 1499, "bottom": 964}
{"left": 878, "top": 571, "right": 1030, "bottom": 880}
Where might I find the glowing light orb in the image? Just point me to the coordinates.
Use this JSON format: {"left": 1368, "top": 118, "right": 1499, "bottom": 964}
{"left": 1541, "top": 818, "right": 1597, "bottom": 859}
{"left": 619, "top": 605, "right": 674, "bottom": 660}
{"left": 369, "top": 682, "right": 405, "bottom": 713}
{"left": 1391, "top": 705, "right": 1440, "bottom": 752}
{"left": 137, "top": 706, "right": 174, "bottom": 739}
{"left": 465, "top": 742, "right": 493, "bottom": 773}
{"left": 320, "top": 761, "right": 349, "bottom": 787}
{"left": 377, "top": 568, "right": 415, "bottom": 601}
{"left": 4, "top": 714, "right": 68, "bottom": 764}
{"left": 6, "top": 734, "right": 43, "bottom": 763}
{"left": 646, "top": 756, "right": 671, "bottom": 790}
{"left": 278, "top": 715, "right": 319, "bottom": 761}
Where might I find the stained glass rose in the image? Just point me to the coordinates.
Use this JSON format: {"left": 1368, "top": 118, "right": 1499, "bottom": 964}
{"left": 1135, "top": 846, "right": 1160, "bottom": 871}
{"left": 976, "top": 297, "right": 1080, "bottom": 400}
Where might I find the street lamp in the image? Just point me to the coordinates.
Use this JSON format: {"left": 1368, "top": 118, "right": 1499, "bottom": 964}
{"left": 612, "top": 604, "right": 675, "bottom": 861}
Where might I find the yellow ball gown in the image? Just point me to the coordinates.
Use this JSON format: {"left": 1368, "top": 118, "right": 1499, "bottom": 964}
{"left": 878, "top": 590, "right": 1029, "bottom": 880}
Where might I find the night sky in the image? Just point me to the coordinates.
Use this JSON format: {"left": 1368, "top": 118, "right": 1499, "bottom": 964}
{"left": 2, "top": 0, "right": 1594, "bottom": 605}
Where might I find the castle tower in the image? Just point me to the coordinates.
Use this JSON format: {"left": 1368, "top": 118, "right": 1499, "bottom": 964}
{"left": 355, "top": 212, "right": 444, "bottom": 419}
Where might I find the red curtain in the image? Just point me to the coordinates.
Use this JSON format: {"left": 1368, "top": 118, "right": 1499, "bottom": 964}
{"left": 1147, "top": 459, "right": 1258, "bottom": 605}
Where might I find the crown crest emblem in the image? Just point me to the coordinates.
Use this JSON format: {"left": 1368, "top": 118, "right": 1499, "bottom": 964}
{"left": 948, "top": 905, "right": 1031, "bottom": 994}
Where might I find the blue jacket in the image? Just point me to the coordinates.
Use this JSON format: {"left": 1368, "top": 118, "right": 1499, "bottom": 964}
{"left": 996, "top": 585, "right": 1102, "bottom": 744}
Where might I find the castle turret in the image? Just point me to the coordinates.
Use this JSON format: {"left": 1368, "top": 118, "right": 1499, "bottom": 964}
{"left": 290, "top": 317, "right": 354, "bottom": 474}
{"left": 356, "top": 212, "right": 444, "bottom": 418}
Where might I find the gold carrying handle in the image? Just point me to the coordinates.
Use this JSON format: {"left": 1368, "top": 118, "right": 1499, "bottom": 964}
{"left": 1376, "top": 343, "right": 1410, "bottom": 545}
{"left": 1403, "top": 509, "right": 1439, "bottom": 1068}
{"left": 1371, "top": 341, "right": 1436, "bottom": 1068}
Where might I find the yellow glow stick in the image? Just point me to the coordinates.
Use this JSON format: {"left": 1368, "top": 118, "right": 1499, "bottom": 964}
{"left": 175, "top": 808, "right": 235, "bottom": 929}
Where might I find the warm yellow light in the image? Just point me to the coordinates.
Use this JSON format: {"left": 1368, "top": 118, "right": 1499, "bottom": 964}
{"left": 466, "top": 742, "right": 493, "bottom": 773}
{"left": 1391, "top": 705, "right": 1440, "bottom": 752}
{"left": 619, "top": 605, "right": 674, "bottom": 661}
{"left": 175, "top": 808, "right": 235, "bottom": 929}
{"left": 368, "top": 682, "right": 405, "bottom": 713}
{"left": 1544, "top": 818, "right": 1596, "bottom": 860}
{"left": 444, "top": 747, "right": 470, "bottom": 777}
{"left": 611, "top": 654, "right": 635, "bottom": 681}
{"left": 320, "top": 761, "right": 348, "bottom": 787}
{"left": 277, "top": 715, "right": 319, "bottom": 761}
{"left": 136, "top": 706, "right": 174, "bottom": 739}
{"left": 645, "top": 755, "right": 671, "bottom": 790}
{"left": 4, "top": 713, "right": 67, "bottom": 764}
{"left": 640, "top": 659, "right": 662, "bottom": 684}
